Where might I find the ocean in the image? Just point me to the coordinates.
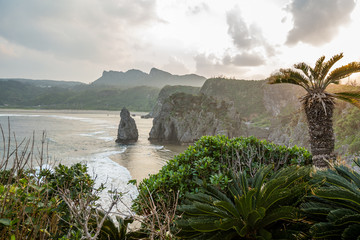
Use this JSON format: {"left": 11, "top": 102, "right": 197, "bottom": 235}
{"left": 0, "top": 109, "right": 186, "bottom": 214}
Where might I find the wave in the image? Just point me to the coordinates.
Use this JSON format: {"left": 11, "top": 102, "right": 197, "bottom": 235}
{"left": 97, "top": 136, "right": 115, "bottom": 142}
{"left": 79, "top": 131, "right": 106, "bottom": 137}
{"left": 86, "top": 149, "right": 138, "bottom": 216}
{"left": 47, "top": 115, "right": 106, "bottom": 125}
{"left": 0, "top": 114, "right": 41, "bottom": 117}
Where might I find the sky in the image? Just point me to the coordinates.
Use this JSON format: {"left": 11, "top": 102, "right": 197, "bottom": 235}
{"left": 0, "top": 0, "right": 359, "bottom": 83}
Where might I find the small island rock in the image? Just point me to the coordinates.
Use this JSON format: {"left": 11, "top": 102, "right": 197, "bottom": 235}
{"left": 116, "top": 107, "right": 138, "bottom": 144}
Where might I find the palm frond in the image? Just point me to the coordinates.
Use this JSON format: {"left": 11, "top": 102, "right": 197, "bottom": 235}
{"left": 332, "top": 92, "right": 360, "bottom": 109}
{"left": 324, "top": 62, "right": 360, "bottom": 88}
{"left": 268, "top": 69, "right": 310, "bottom": 91}
{"left": 313, "top": 55, "right": 326, "bottom": 81}
{"left": 294, "top": 62, "right": 312, "bottom": 80}
{"left": 319, "top": 53, "right": 344, "bottom": 83}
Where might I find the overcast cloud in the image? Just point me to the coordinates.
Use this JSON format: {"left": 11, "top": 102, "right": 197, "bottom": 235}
{"left": 286, "top": 0, "right": 356, "bottom": 46}
{"left": 0, "top": 0, "right": 359, "bottom": 82}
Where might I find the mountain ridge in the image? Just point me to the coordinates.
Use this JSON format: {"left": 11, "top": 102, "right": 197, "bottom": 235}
{"left": 92, "top": 67, "right": 206, "bottom": 88}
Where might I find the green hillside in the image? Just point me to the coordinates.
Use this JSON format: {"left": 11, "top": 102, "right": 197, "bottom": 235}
{"left": 0, "top": 80, "right": 160, "bottom": 111}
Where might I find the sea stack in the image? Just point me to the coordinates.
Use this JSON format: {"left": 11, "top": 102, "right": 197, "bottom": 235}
{"left": 116, "top": 107, "right": 138, "bottom": 144}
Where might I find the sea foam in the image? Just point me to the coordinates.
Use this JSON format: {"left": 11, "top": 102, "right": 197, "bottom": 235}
{"left": 86, "top": 150, "right": 138, "bottom": 216}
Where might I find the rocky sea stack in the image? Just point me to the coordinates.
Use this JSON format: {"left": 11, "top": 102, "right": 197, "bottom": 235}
{"left": 116, "top": 107, "right": 138, "bottom": 144}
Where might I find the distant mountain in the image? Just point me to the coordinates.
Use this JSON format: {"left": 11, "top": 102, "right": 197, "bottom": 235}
{"left": 0, "top": 78, "right": 83, "bottom": 88}
{"left": 92, "top": 68, "right": 206, "bottom": 88}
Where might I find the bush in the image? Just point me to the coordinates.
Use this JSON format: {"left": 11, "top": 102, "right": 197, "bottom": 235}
{"left": 302, "top": 159, "right": 360, "bottom": 239}
{"left": 133, "top": 135, "right": 312, "bottom": 213}
{"left": 0, "top": 163, "right": 97, "bottom": 239}
{"left": 176, "top": 165, "right": 312, "bottom": 240}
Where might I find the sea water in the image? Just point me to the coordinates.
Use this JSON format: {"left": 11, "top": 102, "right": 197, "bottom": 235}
{"left": 0, "top": 109, "right": 186, "bottom": 214}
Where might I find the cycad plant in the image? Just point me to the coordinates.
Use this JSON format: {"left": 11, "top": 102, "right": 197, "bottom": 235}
{"left": 176, "top": 165, "right": 311, "bottom": 240}
{"left": 302, "top": 159, "right": 360, "bottom": 239}
{"left": 268, "top": 53, "right": 360, "bottom": 168}
{"left": 90, "top": 210, "right": 133, "bottom": 240}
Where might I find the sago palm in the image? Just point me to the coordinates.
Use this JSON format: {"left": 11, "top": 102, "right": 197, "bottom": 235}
{"left": 268, "top": 53, "right": 360, "bottom": 168}
{"left": 176, "top": 165, "right": 311, "bottom": 240}
{"left": 301, "top": 159, "right": 360, "bottom": 239}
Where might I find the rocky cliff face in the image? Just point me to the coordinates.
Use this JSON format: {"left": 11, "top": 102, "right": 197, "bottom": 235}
{"left": 149, "top": 93, "right": 243, "bottom": 144}
{"left": 149, "top": 77, "right": 311, "bottom": 147}
{"left": 148, "top": 85, "right": 200, "bottom": 118}
{"left": 148, "top": 77, "right": 360, "bottom": 155}
{"left": 116, "top": 107, "right": 139, "bottom": 144}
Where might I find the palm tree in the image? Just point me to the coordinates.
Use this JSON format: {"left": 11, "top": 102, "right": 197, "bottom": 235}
{"left": 268, "top": 53, "right": 360, "bottom": 168}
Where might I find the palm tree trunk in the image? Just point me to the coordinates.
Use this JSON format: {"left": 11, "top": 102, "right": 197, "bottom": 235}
{"left": 303, "top": 96, "right": 335, "bottom": 168}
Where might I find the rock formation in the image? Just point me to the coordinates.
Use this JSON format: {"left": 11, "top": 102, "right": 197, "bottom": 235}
{"left": 146, "top": 85, "right": 200, "bottom": 119}
{"left": 148, "top": 92, "right": 243, "bottom": 144}
{"left": 116, "top": 107, "right": 138, "bottom": 144}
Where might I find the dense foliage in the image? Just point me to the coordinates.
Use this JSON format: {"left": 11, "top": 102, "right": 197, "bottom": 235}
{"left": 302, "top": 159, "right": 360, "bottom": 239}
{"left": 200, "top": 78, "right": 268, "bottom": 120}
{"left": 176, "top": 165, "right": 311, "bottom": 240}
{"left": 0, "top": 162, "right": 132, "bottom": 240}
{"left": 0, "top": 80, "right": 160, "bottom": 111}
{"left": 133, "top": 135, "right": 312, "bottom": 213}
{"left": 335, "top": 106, "right": 360, "bottom": 154}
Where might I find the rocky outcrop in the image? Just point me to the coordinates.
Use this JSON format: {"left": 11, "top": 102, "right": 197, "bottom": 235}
{"left": 262, "top": 83, "right": 304, "bottom": 117}
{"left": 116, "top": 107, "right": 138, "bottom": 144}
{"left": 149, "top": 93, "right": 243, "bottom": 144}
{"left": 147, "top": 85, "right": 200, "bottom": 118}
{"left": 147, "top": 77, "right": 360, "bottom": 159}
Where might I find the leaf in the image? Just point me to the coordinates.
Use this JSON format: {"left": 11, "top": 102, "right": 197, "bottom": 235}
{"left": 314, "top": 188, "right": 360, "bottom": 210}
{"left": 0, "top": 218, "right": 11, "bottom": 226}
{"left": 259, "top": 228, "right": 272, "bottom": 240}
{"left": 342, "top": 224, "right": 360, "bottom": 240}
{"left": 260, "top": 206, "right": 298, "bottom": 227}
{"left": 326, "top": 61, "right": 360, "bottom": 84}
{"left": 333, "top": 91, "right": 360, "bottom": 108}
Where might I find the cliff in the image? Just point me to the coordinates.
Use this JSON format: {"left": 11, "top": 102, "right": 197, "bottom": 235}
{"left": 148, "top": 85, "right": 200, "bottom": 118}
{"left": 148, "top": 77, "right": 360, "bottom": 154}
{"left": 201, "top": 78, "right": 310, "bottom": 144}
{"left": 148, "top": 92, "right": 243, "bottom": 144}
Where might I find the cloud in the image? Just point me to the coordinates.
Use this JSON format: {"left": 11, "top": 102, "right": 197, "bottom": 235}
{"left": 194, "top": 53, "right": 248, "bottom": 77}
{"left": 187, "top": 3, "right": 209, "bottom": 15}
{"left": 226, "top": 6, "right": 275, "bottom": 57}
{"left": 226, "top": 7, "right": 254, "bottom": 50}
{"left": 231, "top": 52, "right": 265, "bottom": 66}
{"left": 162, "top": 57, "right": 190, "bottom": 75}
{"left": 0, "top": 0, "right": 159, "bottom": 61}
{"left": 286, "top": 0, "right": 356, "bottom": 46}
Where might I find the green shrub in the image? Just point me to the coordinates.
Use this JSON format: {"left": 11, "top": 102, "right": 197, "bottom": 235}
{"left": 0, "top": 163, "right": 101, "bottom": 239}
{"left": 335, "top": 107, "right": 360, "bottom": 154}
{"left": 0, "top": 173, "right": 61, "bottom": 239}
{"left": 176, "top": 165, "right": 312, "bottom": 240}
{"left": 302, "top": 159, "right": 360, "bottom": 239}
{"left": 133, "top": 135, "right": 312, "bottom": 213}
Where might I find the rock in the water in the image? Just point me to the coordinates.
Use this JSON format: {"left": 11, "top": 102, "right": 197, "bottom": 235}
{"left": 116, "top": 107, "right": 138, "bottom": 144}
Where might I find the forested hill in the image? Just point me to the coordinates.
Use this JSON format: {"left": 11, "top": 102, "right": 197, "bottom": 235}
{"left": 0, "top": 80, "right": 159, "bottom": 111}
{"left": 0, "top": 78, "right": 82, "bottom": 88}
{"left": 0, "top": 68, "right": 206, "bottom": 111}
